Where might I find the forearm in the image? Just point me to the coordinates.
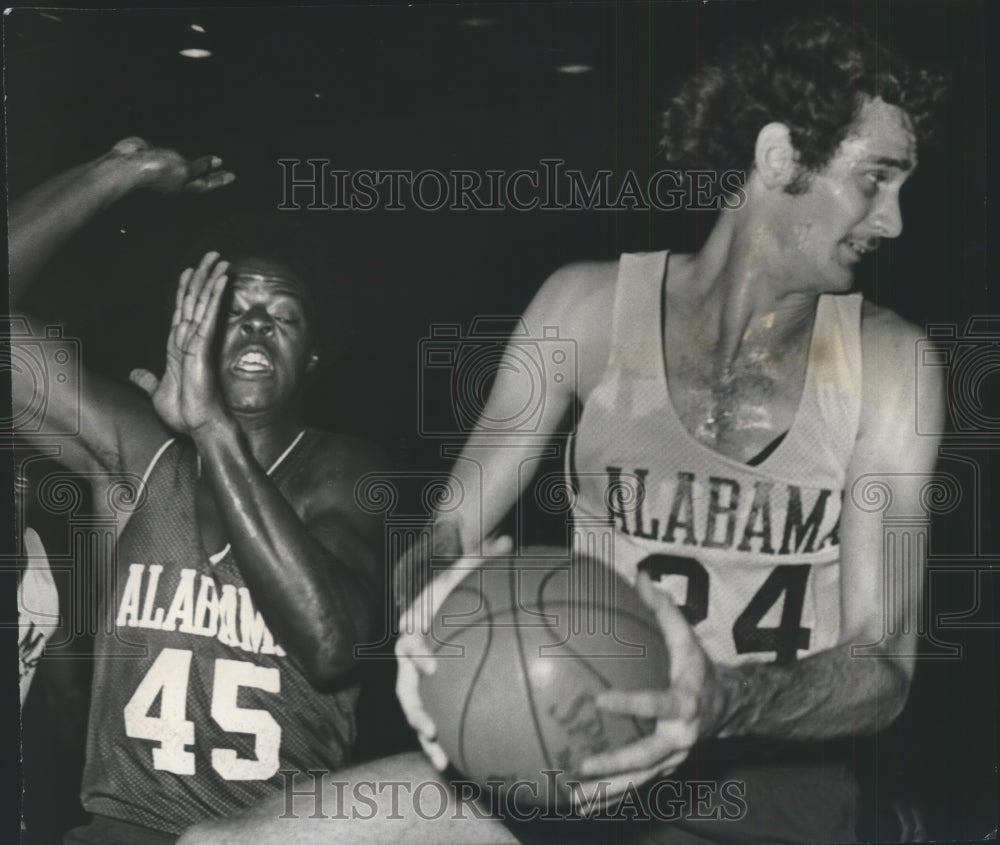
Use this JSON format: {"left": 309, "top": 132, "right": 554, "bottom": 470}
{"left": 194, "top": 421, "right": 372, "bottom": 683}
{"left": 715, "top": 645, "right": 910, "bottom": 740}
{"left": 442, "top": 431, "right": 554, "bottom": 550}
{"left": 9, "top": 154, "right": 143, "bottom": 301}
{"left": 398, "top": 439, "right": 532, "bottom": 611}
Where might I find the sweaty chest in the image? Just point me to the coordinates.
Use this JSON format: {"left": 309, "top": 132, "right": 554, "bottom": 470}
{"left": 666, "top": 336, "right": 810, "bottom": 463}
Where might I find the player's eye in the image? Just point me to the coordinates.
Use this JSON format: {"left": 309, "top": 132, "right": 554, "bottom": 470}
{"left": 865, "top": 170, "right": 889, "bottom": 186}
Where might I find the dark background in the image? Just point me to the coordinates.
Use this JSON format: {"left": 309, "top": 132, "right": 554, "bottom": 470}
{"left": 3, "top": 1, "right": 996, "bottom": 842}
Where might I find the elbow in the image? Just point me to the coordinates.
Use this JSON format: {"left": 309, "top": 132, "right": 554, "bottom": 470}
{"left": 303, "top": 649, "right": 356, "bottom": 688}
{"left": 298, "top": 581, "right": 379, "bottom": 687}
{"left": 300, "top": 620, "right": 366, "bottom": 688}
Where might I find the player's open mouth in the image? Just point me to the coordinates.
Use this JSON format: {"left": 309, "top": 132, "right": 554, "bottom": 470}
{"left": 842, "top": 237, "right": 878, "bottom": 263}
{"left": 232, "top": 348, "right": 275, "bottom": 375}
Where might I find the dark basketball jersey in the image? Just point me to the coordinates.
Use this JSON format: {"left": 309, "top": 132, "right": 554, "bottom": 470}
{"left": 81, "top": 430, "right": 359, "bottom": 834}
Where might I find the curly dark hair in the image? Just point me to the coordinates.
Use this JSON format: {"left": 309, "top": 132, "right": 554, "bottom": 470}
{"left": 660, "top": 16, "right": 947, "bottom": 193}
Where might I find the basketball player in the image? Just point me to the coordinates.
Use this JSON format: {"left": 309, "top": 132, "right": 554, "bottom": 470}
{"left": 10, "top": 138, "right": 386, "bottom": 843}
{"left": 178, "top": 16, "right": 947, "bottom": 845}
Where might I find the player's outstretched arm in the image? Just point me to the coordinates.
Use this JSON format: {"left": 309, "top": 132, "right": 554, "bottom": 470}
{"left": 393, "top": 259, "right": 616, "bottom": 617}
{"left": 9, "top": 137, "right": 234, "bottom": 301}
{"left": 8, "top": 139, "right": 234, "bottom": 476}
{"left": 429, "top": 261, "right": 616, "bottom": 556}
{"left": 579, "top": 307, "right": 945, "bottom": 796}
{"left": 394, "top": 261, "right": 616, "bottom": 767}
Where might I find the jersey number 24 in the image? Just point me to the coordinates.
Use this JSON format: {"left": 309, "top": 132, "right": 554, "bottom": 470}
{"left": 638, "top": 555, "right": 812, "bottom": 664}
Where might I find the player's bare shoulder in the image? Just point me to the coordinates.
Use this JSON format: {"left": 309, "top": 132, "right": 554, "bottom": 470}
{"left": 532, "top": 259, "right": 618, "bottom": 327}
{"left": 290, "top": 430, "right": 389, "bottom": 523}
{"left": 860, "top": 301, "right": 926, "bottom": 395}
{"left": 859, "top": 300, "right": 943, "bottom": 451}
{"left": 529, "top": 259, "right": 619, "bottom": 399}
{"left": 861, "top": 300, "right": 924, "bottom": 352}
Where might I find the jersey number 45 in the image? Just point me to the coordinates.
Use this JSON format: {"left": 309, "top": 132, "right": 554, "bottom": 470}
{"left": 124, "top": 647, "right": 281, "bottom": 780}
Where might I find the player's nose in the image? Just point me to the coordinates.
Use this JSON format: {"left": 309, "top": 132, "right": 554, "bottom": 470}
{"left": 239, "top": 306, "right": 275, "bottom": 336}
{"left": 872, "top": 191, "right": 903, "bottom": 239}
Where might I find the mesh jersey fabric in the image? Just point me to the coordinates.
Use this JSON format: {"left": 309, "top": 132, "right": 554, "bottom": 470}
{"left": 81, "top": 429, "right": 359, "bottom": 834}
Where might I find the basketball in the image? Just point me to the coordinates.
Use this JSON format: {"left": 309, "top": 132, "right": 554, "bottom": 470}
{"left": 420, "top": 545, "right": 671, "bottom": 808}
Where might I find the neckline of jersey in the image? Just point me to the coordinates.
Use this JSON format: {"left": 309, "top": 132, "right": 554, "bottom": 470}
{"left": 655, "top": 251, "right": 821, "bottom": 475}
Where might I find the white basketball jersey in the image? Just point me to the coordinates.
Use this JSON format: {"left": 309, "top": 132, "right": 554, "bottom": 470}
{"left": 569, "top": 251, "right": 863, "bottom": 666}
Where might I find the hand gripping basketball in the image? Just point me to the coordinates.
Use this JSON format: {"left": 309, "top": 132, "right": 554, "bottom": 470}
{"left": 572, "top": 571, "right": 726, "bottom": 807}
{"left": 394, "top": 535, "right": 514, "bottom": 771}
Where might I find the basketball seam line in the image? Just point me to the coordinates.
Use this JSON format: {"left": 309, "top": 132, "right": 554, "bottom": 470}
{"left": 511, "top": 566, "right": 556, "bottom": 773}
{"left": 537, "top": 592, "right": 657, "bottom": 739}
{"left": 456, "top": 592, "right": 493, "bottom": 777}
{"left": 434, "top": 602, "right": 661, "bottom": 648}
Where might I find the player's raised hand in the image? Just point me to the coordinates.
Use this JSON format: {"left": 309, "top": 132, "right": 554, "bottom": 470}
{"left": 107, "top": 137, "right": 235, "bottom": 194}
{"left": 130, "top": 252, "right": 231, "bottom": 434}
{"left": 394, "top": 532, "right": 514, "bottom": 771}
{"left": 573, "top": 571, "right": 725, "bottom": 807}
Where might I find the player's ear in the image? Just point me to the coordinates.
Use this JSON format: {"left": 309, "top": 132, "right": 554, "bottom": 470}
{"left": 754, "top": 122, "right": 798, "bottom": 189}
